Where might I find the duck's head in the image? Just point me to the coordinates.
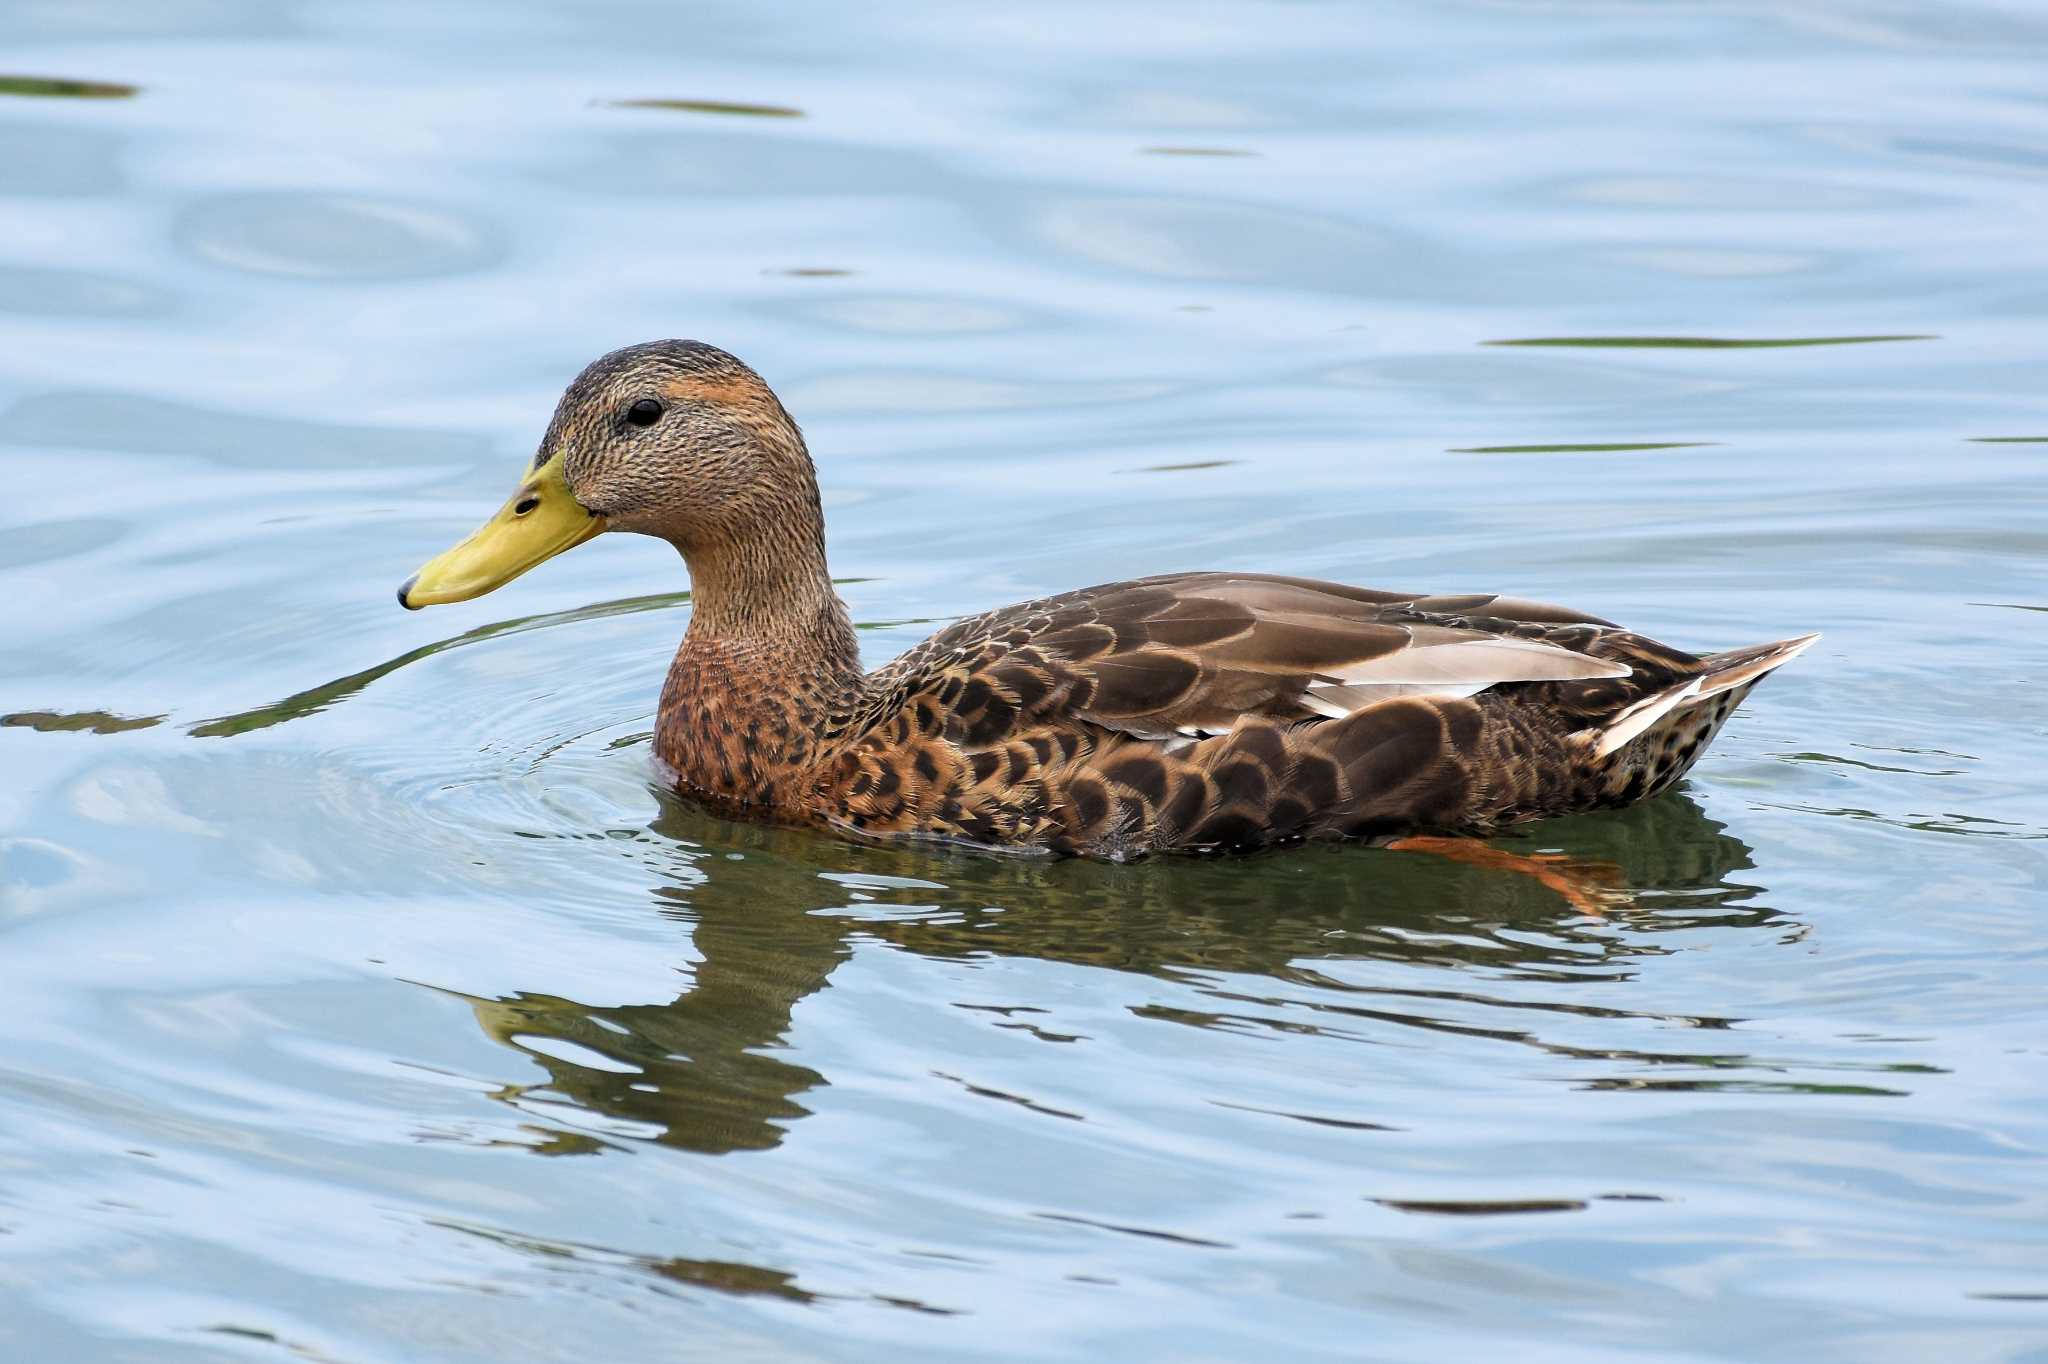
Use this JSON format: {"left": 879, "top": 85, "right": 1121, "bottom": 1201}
{"left": 398, "top": 339, "right": 814, "bottom": 609}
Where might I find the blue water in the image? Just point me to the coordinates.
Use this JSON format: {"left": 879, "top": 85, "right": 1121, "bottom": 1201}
{"left": 2, "top": 2, "right": 2045, "bottom": 1360}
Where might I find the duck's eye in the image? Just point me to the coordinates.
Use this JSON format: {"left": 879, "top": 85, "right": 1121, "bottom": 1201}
{"left": 626, "top": 398, "right": 664, "bottom": 428}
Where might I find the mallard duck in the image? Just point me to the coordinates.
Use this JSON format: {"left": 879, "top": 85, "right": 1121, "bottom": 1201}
{"left": 398, "top": 340, "right": 1815, "bottom": 859}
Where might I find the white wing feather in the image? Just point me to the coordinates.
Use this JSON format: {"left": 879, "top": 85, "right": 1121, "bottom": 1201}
{"left": 1303, "top": 635, "right": 1629, "bottom": 718}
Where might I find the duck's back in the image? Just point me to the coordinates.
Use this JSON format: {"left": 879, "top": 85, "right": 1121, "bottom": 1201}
{"left": 811, "top": 573, "right": 1813, "bottom": 856}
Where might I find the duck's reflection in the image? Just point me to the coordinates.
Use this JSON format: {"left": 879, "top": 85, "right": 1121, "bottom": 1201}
{"left": 459, "top": 789, "right": 1779, "bottom": 1156}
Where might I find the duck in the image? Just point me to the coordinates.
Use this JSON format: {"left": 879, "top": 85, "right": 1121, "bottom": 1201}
{"left": 398, "top": 339, "right": 1816, "bottom": 861}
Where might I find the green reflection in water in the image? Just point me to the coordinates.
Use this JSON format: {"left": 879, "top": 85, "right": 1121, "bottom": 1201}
{"left": 0, "top": 75, "right": 137, "bottom": 99}
{"left": 605, "top": 98, "right": 803, "bottom": 118}
{"left": 1483, "top": 335, "right": 1934, "bottom": 348}
{"left": 187, "top": 592, "right": 693, "bottom": 737}
{"left": 1, "top": 708, "right": 163, "bottom": 733}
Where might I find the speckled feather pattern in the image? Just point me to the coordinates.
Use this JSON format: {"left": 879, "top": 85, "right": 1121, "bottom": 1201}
{"left": 654, "top": 570, "right": 1805, "bottom": 858}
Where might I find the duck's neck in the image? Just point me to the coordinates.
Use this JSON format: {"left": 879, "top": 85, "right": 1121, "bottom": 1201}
{"left": 654, "top": 515, "right": 864, "bottom": 809}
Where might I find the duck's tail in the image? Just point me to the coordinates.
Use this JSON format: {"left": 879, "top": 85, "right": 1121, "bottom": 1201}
{"left": 1582, "top": 632, "right": 1819, "bottom": 797}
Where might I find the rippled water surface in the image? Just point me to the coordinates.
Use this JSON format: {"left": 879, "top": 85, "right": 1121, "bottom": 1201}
{"left": 3, "top": 2, "right": 2046, "bottom": 1360}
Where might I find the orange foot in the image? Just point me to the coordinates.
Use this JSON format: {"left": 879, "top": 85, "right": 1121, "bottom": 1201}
{"left": 1385, "top": 835, "right": 1630, "bottom": 917}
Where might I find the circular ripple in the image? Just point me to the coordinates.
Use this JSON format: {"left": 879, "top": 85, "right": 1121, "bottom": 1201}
{"left": 335, "top": 608, "right": 703, "bottom": 916}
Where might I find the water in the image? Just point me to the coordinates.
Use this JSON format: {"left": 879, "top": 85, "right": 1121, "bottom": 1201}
{"left": 2, "top": 1, "right": 2045, "bottom": 1359}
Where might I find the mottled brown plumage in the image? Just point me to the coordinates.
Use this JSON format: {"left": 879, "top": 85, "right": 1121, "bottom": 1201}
{"left": 400, "top": 340, "right": 1817, "bottom": 859}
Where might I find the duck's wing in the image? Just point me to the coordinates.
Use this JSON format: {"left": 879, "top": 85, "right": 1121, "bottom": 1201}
{"left": 859, "top": 572, "right": 1636, "bottom": 747}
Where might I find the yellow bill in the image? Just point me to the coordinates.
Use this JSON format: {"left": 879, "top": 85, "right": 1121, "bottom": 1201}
{"left": 397, "top": 456, "right": 606, "bottom": 609}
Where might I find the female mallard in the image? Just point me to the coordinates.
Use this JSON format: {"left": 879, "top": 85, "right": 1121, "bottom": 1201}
{"left": 399, "top": 340, "right": 1815, "bottom": 859}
